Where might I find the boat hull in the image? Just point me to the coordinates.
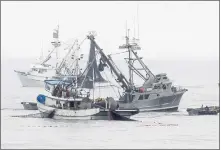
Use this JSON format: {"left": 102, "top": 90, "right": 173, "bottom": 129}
{"left": 187, "top": 107, "right": 219, "bottom": 116}
{"left": 15, "top": 71, "right": 46, "bottom": 87}
{"left": 92, "top": 108, "right": 139, "bottom": 120}
{"left": 119, "top": 92, "right": 185, "bottom": 112}
{"left": 36, "top": 94, "right": 139, "bottom": 120}
{"left": 187, "top": 109, "right": 218, "bottom": 116}
{"left": 37, "top": 101, "right": 100, "bottom": 120}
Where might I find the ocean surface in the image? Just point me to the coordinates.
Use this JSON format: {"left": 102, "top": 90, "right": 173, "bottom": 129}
{"left": 1, "top": 58, "right": 219, "bottom": 149}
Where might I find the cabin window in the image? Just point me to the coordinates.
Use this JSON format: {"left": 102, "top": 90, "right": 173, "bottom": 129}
{"left": 45, "top": 84, "right": 50, "bottom": 91}
{"left": 154, "top": 85, "right": 160, "bottom": 89}
{"left": 145, "top": 94, "right": 149, "bottom": 99}
{"left": 38, "top": 69, "right": 47, "bottom": 73}
{"left": 163, "top": 77, "right": 167, "bottom": 79}
{"left": 128, "top": 95, "right": 135, "bottom": 102}
{"left": 132, "top": 95, "right": 135, "bottom": 100}
{"left": 162, "top": 84, "right": 167, "bottom": 90}
{"left": 69, "top": 101, "right": 75, "bottom": 108}
{"left": 156, "top": 78, "right": 160, "bottom": 82}
{"left": 38, "top": 69, "right": 43, "bottom": 73}
{"left": 138, "top": 95, "right": 143, "bottom": 100}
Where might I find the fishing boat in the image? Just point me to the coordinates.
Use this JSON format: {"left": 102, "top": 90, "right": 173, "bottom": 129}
{"left": 37, "top": 86, "right": 138, "bottom": 120}
{"left": 87, "top": 31, "right": 188, "bottom": 112}
{"left": 14, "top": 26, "right": 79, "bottom": 87}
{"left": 187, "top": 106, "right": 220, "bottom": 116}
{"left": 37, "top": 94, "right": 100, "bottom": 120}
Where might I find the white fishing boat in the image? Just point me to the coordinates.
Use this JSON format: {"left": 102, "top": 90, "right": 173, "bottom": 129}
{"left": 37, "top": 79, "right": 138, "bottom": 120}
{"left": 15, "top": 65, "right": 56, "bottom": 87}
{"left": 14, "top": 26, "right": 77, "bottom": 87}
{"left": 37, "top": 94, "right": 100, "bottom": 120}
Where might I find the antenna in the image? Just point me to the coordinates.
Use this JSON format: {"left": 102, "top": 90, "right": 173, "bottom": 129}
{"left": 125, "top": 20, "right": 128, "bottom": 38}
{"left": 41, "top": 40, "right": 44, "bottom": 60}
{"left": 134, "top": 16, "right": 136, "bottom": 39}
{"left": 137, "top": 3, "right": 140, "bottom": 40}
{"left": 51, "top": 24, "right": 61, "bottom": 71}
{"left": 57, "top": 24, "right": 59, "bottom": 37}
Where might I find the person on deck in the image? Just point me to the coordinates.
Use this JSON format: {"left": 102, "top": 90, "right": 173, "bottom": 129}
{"left": 205, "top": 106, "right": 209, "bottom": 111}
{"left": 62, "top": 86, "right": 67, "bottom": 98}
{"left": 66, "top": 87, "right": 70, "bottom": 97}
{"left": 87, "top": 92, "right": 90, "bottom": 98}
{"left": 52, "top": 86, "right": 58, "bottom": 96}
{"left": 57, "top": 86, "right": 62, "bottom": 97}
{"left": 72, "top": 89, "right": 77, "bottom": 98}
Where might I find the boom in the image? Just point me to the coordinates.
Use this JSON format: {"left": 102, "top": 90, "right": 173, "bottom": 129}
{"left": 87, "top": 35, "right": 131, "bottom": 91}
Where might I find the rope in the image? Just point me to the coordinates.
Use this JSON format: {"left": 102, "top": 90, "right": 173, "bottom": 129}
{"left": 109, "top": 51, "right": 128, "bottom": 56}
{"left": 79, "top": 50, "right": 100, "bottom": 88}
{"left": 10, "top": 109, "right": 55, "bottom": 118}
{"left": 51, "top": 37, "right": 88, "bottom": 95}
{"left": 102, "top": 70, "right": 119, "bottom": 98}
{"left": 61, "top": 37, "right": 87, "bottom": 76}
{"left": 11, "top": 112, "right": 42, "bottom": 118}
{"left": 97, "top": 55, "right": 101, "bottom": 97}
{"left": 108, "top": 67, "right": 124, "bottom": 92}
{"left": 1, "top": 108, "right": 28, "bottom": 111}
{"left": 57, "top": 50, "right": 100, "bottom": 101}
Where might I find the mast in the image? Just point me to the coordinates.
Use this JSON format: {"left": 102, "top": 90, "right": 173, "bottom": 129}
{"left": 120, "top": 33, "right": 155, "bottom": 86}
{"left": 40, "top": 40, "right": 44, "bottom": 60}
{"left": 56, "top": 40, "right": 78, "bottom": 74}
{"left": 75, "top": 42, "right": 80, "bottom": 88}
{"left": 39, "top": 26, "right": 61, "bottom": 67}
{"left": 125, "top": 21, "right": 132, "bottom": 86}
{"left": 56, "top": 25, "right": 59, "bottom": 63}
{"left": 51, "top": 25, "right": 61, "bottom": 71}
{"left": 119, "top": 5, "right": 156, "bottom": 87}
{"left": 137, "top": 3, "right": 140, "bottom": 40}
{"left": 128, "top": 29, "right": 132, "bottom": 86}
{"left": 71, "top": 43, "right": 83, "bottom": 89}
{"left": 119, "top": 27, "right": 136, "bottom": 87}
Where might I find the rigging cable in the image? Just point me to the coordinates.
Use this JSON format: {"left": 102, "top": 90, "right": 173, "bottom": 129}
{"left": 52, "top": 37, "right": 87, "bottom": 93}
{"left": 102, "top": 69, "right": 120, "bottom": 98}
{"left": 109, "top": 50, "right": 128, "bottom": 56}
{"left": 62, "top": 37, "right": 87, "bottom": 76}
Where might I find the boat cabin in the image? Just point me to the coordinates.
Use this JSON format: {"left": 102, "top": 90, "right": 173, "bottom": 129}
{"left": 119, "top": 74, "right": 174, "bottom": 103}
{"left": 30, "top": 64, "right": 55, "bottom": 74}
{"left": 152, "top": 81, "right": 172, "bottom": 90}
{"left": 155, "top": 73, "right": 169, "bottom": 83}
{"left": 43, "top": 79, "right": 93, "bottom": 110}
{"left": 47, "top": 95, "right": 92, "bottom": 110}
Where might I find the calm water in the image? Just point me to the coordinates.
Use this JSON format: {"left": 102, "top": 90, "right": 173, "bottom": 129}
{"left": 1, "top": 58, "right": 219, "bottom": 149}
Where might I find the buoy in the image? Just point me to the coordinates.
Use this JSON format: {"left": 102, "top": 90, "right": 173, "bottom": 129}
{"left": 37, "top": 94, "right": 46, "bottom": 104}
{"left": 139, "top": 87, "right": 144, "bottom": 93}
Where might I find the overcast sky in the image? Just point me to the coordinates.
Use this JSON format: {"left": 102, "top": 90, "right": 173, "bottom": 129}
{"left": 1, "top": 1, "right": 219, "bottom": 61}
